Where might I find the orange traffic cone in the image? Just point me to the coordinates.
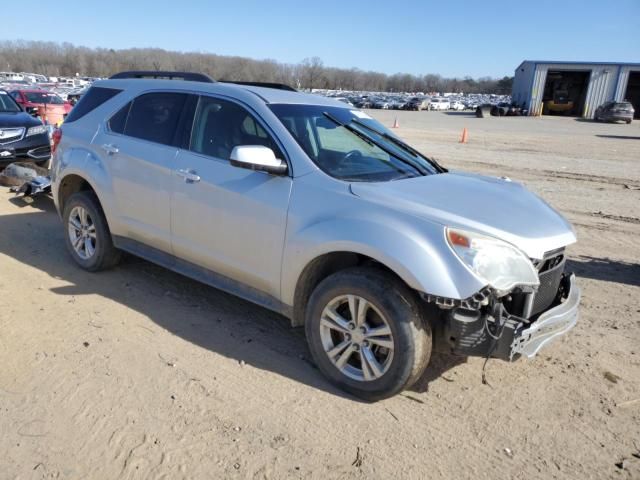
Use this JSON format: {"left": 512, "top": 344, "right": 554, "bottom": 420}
{"left": 392, "top": 117, "right": 399, "bottom": 128}
{"left": 459, "top": 127, "right": 468, "bottom": 143}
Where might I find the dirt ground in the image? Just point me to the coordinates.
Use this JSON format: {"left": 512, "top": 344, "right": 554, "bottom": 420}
{"left": 1, "top": 111, "right": 639, "bottom": 480}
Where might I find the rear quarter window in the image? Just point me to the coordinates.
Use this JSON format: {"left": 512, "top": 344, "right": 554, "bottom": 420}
{"left": 64, "top": 87, "right": 122, "bottom": 123}
{"left": 108, "top": 102, "right": 131, "bottom": 134}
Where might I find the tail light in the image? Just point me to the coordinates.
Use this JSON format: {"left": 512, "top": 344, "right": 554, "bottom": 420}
{"left": 51, "top": 128, "right": 62, "bottom": 154}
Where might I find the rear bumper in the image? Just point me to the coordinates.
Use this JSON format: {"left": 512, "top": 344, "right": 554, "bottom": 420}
{"left": 601, "top": 113, "right": 633, "bottom": 122}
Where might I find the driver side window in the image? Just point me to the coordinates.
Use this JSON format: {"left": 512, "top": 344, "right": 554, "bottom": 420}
{"left": 190, "top": 96, "right": 283, "bottom": 161}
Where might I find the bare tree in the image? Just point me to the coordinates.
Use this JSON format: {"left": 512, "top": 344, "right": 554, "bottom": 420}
{"left": 299, "top": 56, "right": 324, "bottom": 91}
{"left": 0, "top": 40, "right": 512, "bottom": 94}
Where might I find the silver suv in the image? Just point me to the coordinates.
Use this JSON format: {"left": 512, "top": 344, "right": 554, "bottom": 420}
{"left": 51, "top": 72, "right": 580, "bottom": 400}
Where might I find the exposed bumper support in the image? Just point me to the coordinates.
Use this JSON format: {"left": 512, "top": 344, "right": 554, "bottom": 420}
{"left": 435, "top": 273, "right": 580, "bottom": 361}
{"left": 509, "top": 274, "right": 580, "bottom": 360}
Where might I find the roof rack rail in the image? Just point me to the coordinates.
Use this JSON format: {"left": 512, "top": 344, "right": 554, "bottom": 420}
{"left": 109, "top": 71, "right": 215, "bottom": 83}
{"left": 220, "top": 80, "right": 297, "bottom": 92}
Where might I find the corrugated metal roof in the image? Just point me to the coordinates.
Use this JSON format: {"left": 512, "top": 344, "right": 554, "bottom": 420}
{"left": 516, "top": 60, "right": 640, "bottom": 71}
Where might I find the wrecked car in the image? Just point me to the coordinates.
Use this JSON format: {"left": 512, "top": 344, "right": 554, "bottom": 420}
{"left": 51, "top": 71, "right": 580, "bottom": 400}
{"left": 0, "top": 161, "right": 48, "bottom": 187}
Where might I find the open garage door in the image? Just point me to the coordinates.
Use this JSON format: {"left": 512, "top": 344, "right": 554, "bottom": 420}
{"left": 542, "top": 70, "right": 590, "bottom": 116}
{"left": 625, "top": 71, "right": 640, "bottom": 119}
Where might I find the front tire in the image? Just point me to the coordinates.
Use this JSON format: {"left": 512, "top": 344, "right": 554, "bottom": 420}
{"left": 305, "top": 267, "right": 432, "bottom": 401}
{"left": 62, "top": 191, "right": 121, "bottom": 271}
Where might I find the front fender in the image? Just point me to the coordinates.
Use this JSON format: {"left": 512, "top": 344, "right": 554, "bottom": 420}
{"left": 281, "top": 214, "right": 486, "bottom": 306}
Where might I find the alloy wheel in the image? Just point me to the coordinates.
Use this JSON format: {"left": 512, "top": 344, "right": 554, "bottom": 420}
{"left": 67, "top": 206, "right": 97, "bottom": 260}
{"left": 319, "top": 295, "right": 395, "bottom": 382}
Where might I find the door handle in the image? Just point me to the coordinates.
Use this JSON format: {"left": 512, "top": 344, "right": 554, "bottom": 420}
{"left": 101, "top": 143, "right": 119, "bottom": 155}
{"left": 176, "top": 169, "right": 201, "bottom": 183}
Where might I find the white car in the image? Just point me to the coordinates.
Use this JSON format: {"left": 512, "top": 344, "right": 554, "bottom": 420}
{"left": 429, "top": 98, "right": 450, "bottom": 111}
{"left": 450, "top": 100, "right": 465, "bottom": 111}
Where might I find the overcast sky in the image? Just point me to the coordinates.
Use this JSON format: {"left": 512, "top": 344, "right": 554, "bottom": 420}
{"left": 2, "top": 0, "right": 639, "bottom": 78}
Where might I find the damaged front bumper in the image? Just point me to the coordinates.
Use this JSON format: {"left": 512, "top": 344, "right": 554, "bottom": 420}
{"left": 432, "top": 273, "right": 580, "bottom": 362}
{"left": 509, "top": 274, "right": 580, "bottom": 359}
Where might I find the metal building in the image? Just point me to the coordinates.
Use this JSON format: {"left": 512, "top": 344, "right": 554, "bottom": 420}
{"left": 512, "top": 61, "right": 640, "bottom": 119}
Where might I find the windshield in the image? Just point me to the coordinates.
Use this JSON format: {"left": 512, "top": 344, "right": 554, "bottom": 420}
{"left": 0, "top": 91, "right": 21, "bottom": 112}
{"left": 23, "top": 91, "right": 64, "bottom": 104}
{"left": 269, "top": 104, "right": 441, "bottom": 182}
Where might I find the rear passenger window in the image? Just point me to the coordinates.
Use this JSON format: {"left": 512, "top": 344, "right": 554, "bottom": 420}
{"left": 64, "top": 87, "right": 122, "bottom": 123}
{"left": 124, "top": 92, "right": 188, "bottom": 146}
{"left": 108, "top": 102, "right": 131, "bottom": 134}
{"left": 190, "top": 96, "right": 283, "bottom": 160}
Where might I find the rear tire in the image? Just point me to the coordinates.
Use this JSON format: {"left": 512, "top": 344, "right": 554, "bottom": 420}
{"left": 305, "top": 267, "right": 432, "bottom": 401}
{"left": 62, "top": 191, "right": 121, "bottom": 271}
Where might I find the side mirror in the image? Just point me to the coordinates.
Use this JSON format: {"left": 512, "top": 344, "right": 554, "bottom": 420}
{"left": 230, "top": 146, "right": 288, "bottom": 176}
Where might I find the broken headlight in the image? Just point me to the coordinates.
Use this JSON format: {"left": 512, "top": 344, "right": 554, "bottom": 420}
{"left": 446, "top": 227, "right": 539, "bottom": 294}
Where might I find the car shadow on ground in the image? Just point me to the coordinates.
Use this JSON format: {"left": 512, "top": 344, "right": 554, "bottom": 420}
{"left": 595, "top": 134, "right": 640, "bottom": 140}
{"left": 410, "top": 353, "right": 467, "bottom": 393}
{"left": 8, "top": 194, "right": 57, "bottom": 212}
{"left": 0, "top": 194, "right": 462, "bottom": 400}
{"left": 567, "top": 256, "right": 640, "bottom": 288}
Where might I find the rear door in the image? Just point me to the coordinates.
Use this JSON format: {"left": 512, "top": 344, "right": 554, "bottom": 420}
{"left": 93, "top": 91, "right": 193, "bottom": 252}
{"left": 171, "top": 95, "right": 292, "bottom": 298}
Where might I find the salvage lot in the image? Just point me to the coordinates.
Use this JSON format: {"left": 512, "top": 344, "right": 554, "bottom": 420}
{"left": 1, "top": 112, "right": 639, "bottom": 479}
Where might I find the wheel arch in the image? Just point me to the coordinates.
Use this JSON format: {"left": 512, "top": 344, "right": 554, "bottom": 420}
{"left": 56, "top": 172, "right": 116, "bottom": 235}
{"left": 57, "top": 173, "right": 98, "bottom": 213}
{"left": 291, "top": 251, "right": 414, "bottom": 327}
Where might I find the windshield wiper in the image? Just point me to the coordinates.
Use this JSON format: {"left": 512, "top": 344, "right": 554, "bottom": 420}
{"left": 322, "top": 112, "right": 428, "bottom": 176}
{"left": 322, "top": 112, "right": 376, "bottom": 147}
{"left": 349, "top": 118, "right": 448, "bottom": 173}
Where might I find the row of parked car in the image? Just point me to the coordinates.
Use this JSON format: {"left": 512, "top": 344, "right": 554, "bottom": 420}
{"left": 0, "top": 80, "right": 92, "bottom": 124}
{"left": 325, "top": 91, "right": 513, "bottom": 112}
{"left": 0, "top": 78, "right": 95, "bottom": 168}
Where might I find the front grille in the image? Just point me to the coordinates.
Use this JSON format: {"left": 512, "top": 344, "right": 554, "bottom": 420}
{"left": 0, "top": 127, "right": 26, "bottom": 145}
{"left": 531, "top": 257, "right": 565, "bottom": 316}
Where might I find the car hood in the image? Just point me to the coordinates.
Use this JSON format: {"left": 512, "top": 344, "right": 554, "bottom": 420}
{"left": 350, "top": 172, "right": 576, "bottom": 259}
{"left": 0, "top": 111, "right": 42, "bottom": 128}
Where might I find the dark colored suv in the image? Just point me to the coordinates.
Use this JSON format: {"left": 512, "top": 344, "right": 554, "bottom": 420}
{"left": 595, "top": 101, "right": 634, "bottom": 124}
{"left": 0, "top": 90, "right": 51, "bottom": 166}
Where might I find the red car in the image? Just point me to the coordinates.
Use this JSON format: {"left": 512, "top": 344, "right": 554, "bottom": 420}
{"left": 9, "top": 89, "right": 72, "bottom": 126}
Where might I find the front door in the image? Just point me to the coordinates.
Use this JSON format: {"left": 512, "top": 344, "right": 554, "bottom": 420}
{"left": 171, "top": 95, "right": 292, "bottom": 298}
